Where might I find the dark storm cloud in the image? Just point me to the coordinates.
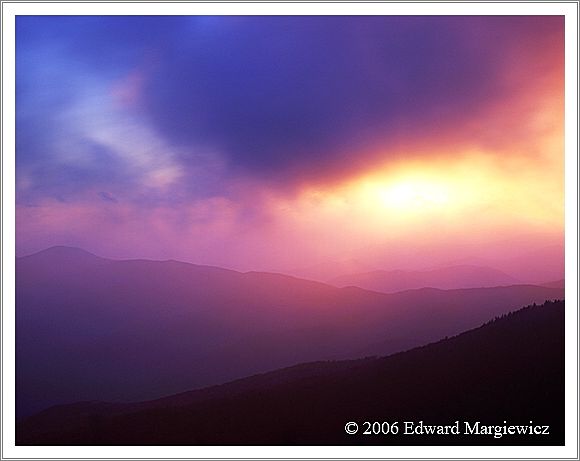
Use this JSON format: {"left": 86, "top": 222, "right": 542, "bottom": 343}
{"left": 145, "top": 16, "right": 503, "bottom": 178}
{"left": 16, "top": 15, "right": 563, "bottom": 200}
{"left": 141, "top": 15, "right": 562, "bottom": 182}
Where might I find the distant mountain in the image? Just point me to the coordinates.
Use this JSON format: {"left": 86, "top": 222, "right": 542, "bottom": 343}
{"left": 447, "top": 244, "right": 564, "bottom": 284}
{"left": 540, "top": 279, "right": 565, "bottom": 289}
{"left": 19, "top": 245, "right": 106, "bottom": 266}
{"left": 290, "top": 259, "right": 376, "bottom": 282}
{"left": 330, "top": 265, "right": 520, "bottom": 293}
{"left": 17, "top": 246, "right": 563, "bottom": 418}
{"left": 17, "top": 300, "right": 564, "bottom": 445}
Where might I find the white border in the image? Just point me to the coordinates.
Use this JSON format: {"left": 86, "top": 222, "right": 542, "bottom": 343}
{"left": 2, "top": 2, "right": 578, "bottom": 459}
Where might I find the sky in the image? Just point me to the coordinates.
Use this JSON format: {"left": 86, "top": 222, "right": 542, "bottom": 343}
{"left": 16, "top": 15, "right": 565, "bottom": 280}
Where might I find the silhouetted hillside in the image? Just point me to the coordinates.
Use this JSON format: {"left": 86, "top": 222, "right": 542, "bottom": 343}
{"left": 17, "top": 247, "right": 564, "bottom": 417}
{"left": 330, "top": 265, "right": 519, "bottom": 293}
{"left": 17, "top": 300, "right": 564, "bottom": 445}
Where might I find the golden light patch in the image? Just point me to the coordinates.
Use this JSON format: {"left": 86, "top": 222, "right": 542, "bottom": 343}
{"left": 281, "top": 148, "right": 563, "bottom": 245}
{"left": 363, "top": 177, "right": 451, "bottom": 211}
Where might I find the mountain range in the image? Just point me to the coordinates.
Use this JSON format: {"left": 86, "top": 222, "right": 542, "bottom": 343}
{"left": 330, "top": 265, "right": 520, "bottom": 293}
{"left": 17, "top": 299, "right": 564, "bottom": 445}
{"left": 16, "top": 246, "right": 564, "bottom": 419}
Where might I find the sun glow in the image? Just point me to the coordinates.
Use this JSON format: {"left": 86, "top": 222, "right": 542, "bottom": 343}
{"left": 371, "top": 179, "right": 450, "bottom": 210}
{"left": 282, "top": 148, "right": 563, "bottom": 242}
{"left": 350, "top": 165, "right": 467, "bottom": 219}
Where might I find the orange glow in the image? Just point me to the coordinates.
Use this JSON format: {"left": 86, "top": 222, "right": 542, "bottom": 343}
{"left": 283, "top": 146, "right": 562, "bottom": 234}
{"left": 361, "top": 176, "right": 451, "bottom": 211}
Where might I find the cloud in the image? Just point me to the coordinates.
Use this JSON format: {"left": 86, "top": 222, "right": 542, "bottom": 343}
{"left": 141, "top": 15, "right": 563, "bottom": 183}
{"left": 99, "top": 191, "right": 118, "bottom": 203}
{"left": 17, "top": 15, "right": 564, "bottom": 203}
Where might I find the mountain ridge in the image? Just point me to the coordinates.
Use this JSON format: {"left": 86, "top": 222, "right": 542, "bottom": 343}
{"left": 16, "top": 246, "right": 564, "bottom": 418}
{"left": 17, "top": 299, "right": 565, "bottom": 445}
{"left": 330, "top": 265, "right": 521, "bottom": 293}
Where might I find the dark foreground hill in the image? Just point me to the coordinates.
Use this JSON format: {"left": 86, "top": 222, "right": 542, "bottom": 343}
{"left": 18, "top": 300, "right": 564, "bottom": 445}
{"left": 17, "top": 247, "right": 564, "bottom": 418}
